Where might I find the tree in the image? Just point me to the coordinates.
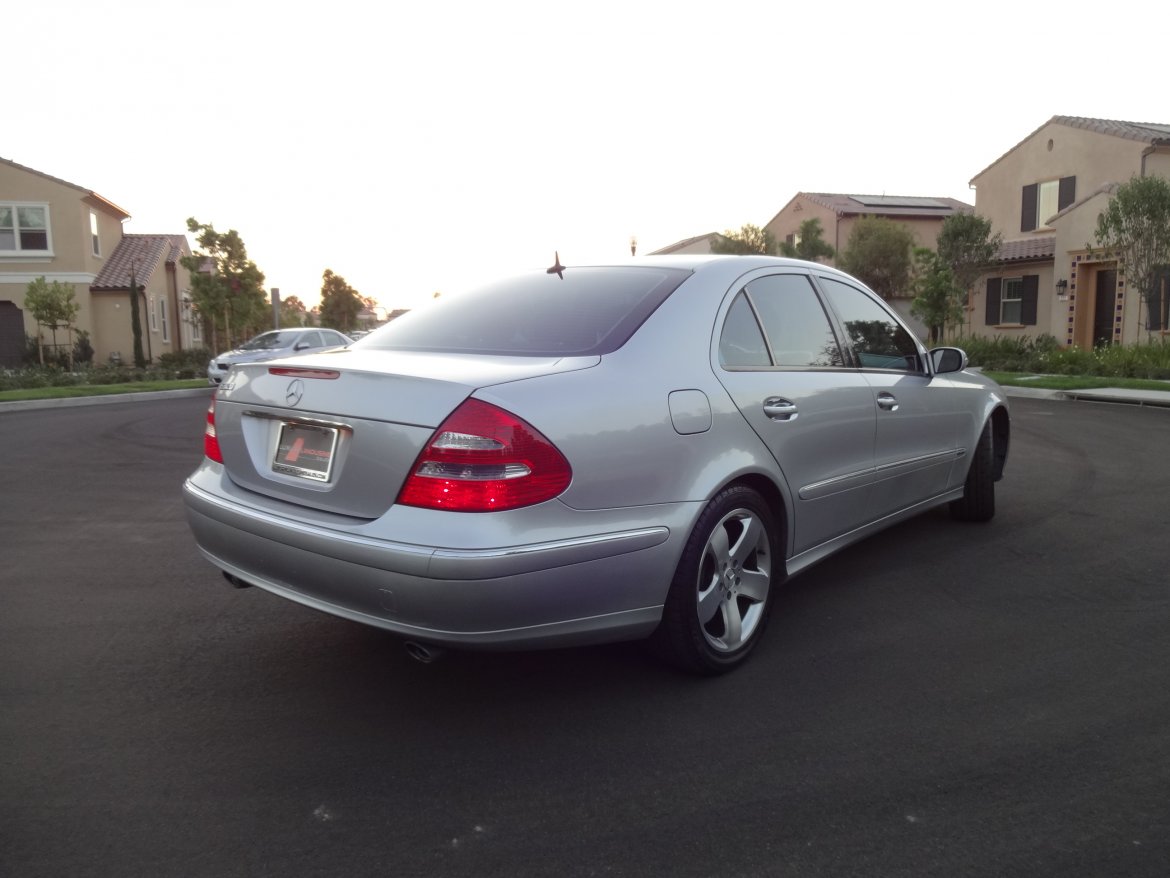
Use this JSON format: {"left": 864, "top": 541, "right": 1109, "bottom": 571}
{"left": 279, "top": 295, "right": 309, "bottom": 327}
{"left": 24, "top": 276, "right": 80, "bottom": 367}
{"left": 318, "top": 269, "right": 363, "bottom": 332}
{"left": 909, "top": 248, "right": 962, "bottom": 344}
{"left": 935, "top": 213, "right": 1001, "bottom": 333}
{"left": 180, "top": 218, "right": 268, "bottom": 352}
{"left": 710, "top": 224, "right": 778, "bottom": 255}
{"left": 779, "top": 218, "right": 836, "bottom": 262}
{"left": 1093, "top": 175, "right": 1170, "bottom": 336}
{"left": 837, "top": 217, "right": 916, "bottom": 300}
{"left": 127, "top": 266, "right": 146, "bottom": 368}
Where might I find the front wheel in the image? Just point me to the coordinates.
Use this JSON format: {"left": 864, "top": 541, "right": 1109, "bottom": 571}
{"left": 950, "top": 420, "right": 995, "bottom": 522}
{"left": 650, "top": 485, "right": 777, "bottom": 674}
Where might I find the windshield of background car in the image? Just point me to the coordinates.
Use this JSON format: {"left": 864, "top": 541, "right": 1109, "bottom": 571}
{"left": 354, "top": 267, "right": 692, "bottom": 356}
{"left": 240, "top": 331, "right": 301, "bottom": 351}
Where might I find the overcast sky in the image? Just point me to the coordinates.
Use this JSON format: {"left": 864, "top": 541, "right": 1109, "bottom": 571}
{"left": 8, "top": 0, "right": 1166, "bottom": 311}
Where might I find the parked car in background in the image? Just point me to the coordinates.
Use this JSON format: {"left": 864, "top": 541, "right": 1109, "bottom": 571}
{"left": 207, "top": 328, "right": 353, "bottom": 385}
{"left": 184, "top": 256, "right": 1009, "bottom": 673}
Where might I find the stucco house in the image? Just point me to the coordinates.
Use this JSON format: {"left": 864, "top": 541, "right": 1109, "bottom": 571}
{"left": 763, "top": 192, "right": 973, "bottom": 261}
{"left": 968, "top": 116, "right": 1170, "bottom": 346}
{"left": 0, "top": 156, "right": 197, "bottom": 367}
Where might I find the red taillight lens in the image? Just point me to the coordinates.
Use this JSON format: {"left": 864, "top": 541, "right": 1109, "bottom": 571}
{"left": 397, "top": 399, "right": 571, "bottom": 512}
{"left": 204, "top": 394, "right": 223, "bottom": 463}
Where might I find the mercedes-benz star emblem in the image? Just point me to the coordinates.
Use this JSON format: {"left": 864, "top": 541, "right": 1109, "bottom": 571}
{"left": 285, "top": 379, "right": 305, "bottom": 407}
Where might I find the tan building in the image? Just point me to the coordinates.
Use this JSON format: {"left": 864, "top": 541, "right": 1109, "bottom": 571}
{"left": 0, "top": 157, "right": 197, "bottom": 367}
{"left": 763, "top": 192, "right": 973, "bottom": 261}
{"left": 968, "top": 116, "right": 1170, "bottom": 346}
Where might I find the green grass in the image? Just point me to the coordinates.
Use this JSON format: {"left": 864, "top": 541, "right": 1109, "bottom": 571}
{"left": 985, "top": 372, "right": 1170, "bottom": 392}
{"left": 0, "top": 379, "right": 208, "bottom": 402}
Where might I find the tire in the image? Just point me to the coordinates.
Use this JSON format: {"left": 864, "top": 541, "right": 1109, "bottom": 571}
{"left": 650, "top": 485, "right": 777, "bottom": 674}
{"left": 950, "top": 420, "right": 995, "bottom": 522}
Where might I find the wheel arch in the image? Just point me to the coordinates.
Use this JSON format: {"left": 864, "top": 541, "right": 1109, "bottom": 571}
{"left": 990, "top": 404, "right": 1010, "bottom": 481}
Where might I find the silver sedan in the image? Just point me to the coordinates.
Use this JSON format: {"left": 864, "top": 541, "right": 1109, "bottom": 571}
{"left": 183, "top": 255, "right": 1009, "bottom": 673}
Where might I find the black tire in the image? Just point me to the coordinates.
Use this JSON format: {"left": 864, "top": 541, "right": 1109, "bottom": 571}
{"left": 950, "top": 420, "right": 995, "bottom": 522}
{"left": 650, "top": 485, "right": 777, "bottom": 674}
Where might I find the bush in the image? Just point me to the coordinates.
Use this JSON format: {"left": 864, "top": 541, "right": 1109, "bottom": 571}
{"left": 951, "top": 335, "right": 1170, "bottom": 379}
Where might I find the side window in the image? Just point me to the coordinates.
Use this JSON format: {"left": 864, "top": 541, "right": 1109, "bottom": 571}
{"left": 745, "top": 274, "right": 843, "bottom": 367}
{"left": 718, "top": 291, "right": 770, "bottom": 368}
{"left": 818, "top": 277, "right": 922, "bottom": 372}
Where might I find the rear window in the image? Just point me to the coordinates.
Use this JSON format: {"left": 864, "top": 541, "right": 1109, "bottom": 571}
{"left": 354, "top": 266, "right": 691, "bottom": 356}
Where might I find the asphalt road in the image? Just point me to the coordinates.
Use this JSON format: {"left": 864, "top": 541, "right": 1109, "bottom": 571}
{"left": 2, "top": 394, "right": 1169, "bottom": 877}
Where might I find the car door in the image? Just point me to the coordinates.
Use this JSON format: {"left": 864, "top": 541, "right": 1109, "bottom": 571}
{"left": 815, "top": 275, "right": 963, "bottom": 519}
{"left": 715, "top": 272, "right": 877, "bottom": 555}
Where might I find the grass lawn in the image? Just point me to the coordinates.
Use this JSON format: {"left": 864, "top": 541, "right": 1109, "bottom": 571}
{"left": 985, "top": 372, "right": 1170, "bottom": 392}
{"left": 0, "top": 379, "right": 209, "bottom": 402}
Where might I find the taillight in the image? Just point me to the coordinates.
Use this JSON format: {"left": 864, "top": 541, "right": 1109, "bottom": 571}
{"left": 204, "top": 393, "right": 223, "bottom": 463}
{"left": 397, "top": 399, "right": 571, "bottom": 512}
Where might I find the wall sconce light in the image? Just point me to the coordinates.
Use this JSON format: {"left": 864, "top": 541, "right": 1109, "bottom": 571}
{"left": 1056, "top": 278, "right": 1068, "bottom": 294}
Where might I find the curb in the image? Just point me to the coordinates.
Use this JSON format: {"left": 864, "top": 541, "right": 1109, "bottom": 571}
{"left": 0, "top": 387, "right": 211, "bottom": 413}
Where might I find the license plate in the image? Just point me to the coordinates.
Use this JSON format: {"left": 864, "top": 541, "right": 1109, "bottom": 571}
{"left": 272, "top": 422, "right": 339, "bottom": 482}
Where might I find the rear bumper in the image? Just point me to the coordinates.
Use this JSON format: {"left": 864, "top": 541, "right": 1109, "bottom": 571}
{"left": 182, "top": 472, "right": 697, "bottom": 649}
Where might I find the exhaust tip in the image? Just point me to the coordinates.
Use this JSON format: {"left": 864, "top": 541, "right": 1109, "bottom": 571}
{"left": 404, "top": 641, "right": 447, "bottom": 664}
{"left": 222, "top": 572, "right": 253, "bottom": 589}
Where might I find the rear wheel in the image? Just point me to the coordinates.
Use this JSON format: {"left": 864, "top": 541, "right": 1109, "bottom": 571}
{"left": 651, "top": 485, "right": 777, "bottom": 674}
{"left": 950, "top": 420, "right": 995, "bottom": 522}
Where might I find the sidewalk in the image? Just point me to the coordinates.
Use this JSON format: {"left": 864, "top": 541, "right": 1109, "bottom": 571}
{"left": 1000, "top": 385, "right": 1170, "bottom": 407}
{"left": 0, "top": 387, "right": 210, "bottom": 412}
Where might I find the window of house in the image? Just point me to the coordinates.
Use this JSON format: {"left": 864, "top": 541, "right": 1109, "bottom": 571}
{"left": 1021, "top": 176, "right": 1075, "bottom": 231}
{"left": 150, "top": 296, "right": 158, "bottom": 331}
{"left": 160, "top": 298, "right": 169, "bottom": 342}
{"left": 1000, "top": 278, "right": 1023, "bottom": 324}
{"left": 90, "top": 212, "right": 101, "bottom": 257}
{"left": 0, "top": 203, "right": 51, "bottom": 253}
{"left": 985, "top": 276, "right": 1039, "bottom": 326}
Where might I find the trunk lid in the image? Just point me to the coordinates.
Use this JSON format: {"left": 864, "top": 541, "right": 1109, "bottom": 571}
{"left": 211, "top": 348, "right": 597, "bottom": 518}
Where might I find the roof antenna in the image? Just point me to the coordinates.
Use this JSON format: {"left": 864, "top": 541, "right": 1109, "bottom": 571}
{"left": 546, "top": 251, "right": 566, "bottom": 279}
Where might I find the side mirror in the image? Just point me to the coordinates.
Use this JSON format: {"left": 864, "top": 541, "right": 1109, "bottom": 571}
{"left": 930, "top": 347, "right": 968, "bottom": 374}
{"left": 294, "top": 342, "right": 310, "bottom": 351}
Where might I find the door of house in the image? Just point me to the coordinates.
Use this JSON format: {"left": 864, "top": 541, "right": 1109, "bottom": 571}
{"left": 0, "top": 301, "right": 24, "bottom": 368}
{"left": 1093, "top": 269, "right": 1118, "bottom": 346}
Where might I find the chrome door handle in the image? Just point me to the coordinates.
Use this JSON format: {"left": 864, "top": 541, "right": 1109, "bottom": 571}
{"left": 763, "top": 397, "right": 799, "bottom": 421}
{"left": 876, "top": 392, "right": 899, "bottom": 412}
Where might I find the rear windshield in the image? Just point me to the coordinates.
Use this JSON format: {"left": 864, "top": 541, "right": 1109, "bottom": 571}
{"left": 354, "top": 266, "right": 691, "bottom": 356}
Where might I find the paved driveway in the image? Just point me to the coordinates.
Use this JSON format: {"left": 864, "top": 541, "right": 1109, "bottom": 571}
{"left": 2, "top": 394, "right": 1169, "bottom": 877}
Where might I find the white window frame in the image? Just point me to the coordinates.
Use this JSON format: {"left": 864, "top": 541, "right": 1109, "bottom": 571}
{"left": 1001, "top": 277, "right": 1023, "bottom": 325}
{"left": 1036, "top": 180, "right": 1059, "bottom": 230}
{"left": 0, "top": 202, "right": 53, "bottom": 255}
{"left": 149, "top": 296, "right": 158, "bottom": 331}
{"left": 90, "top": 211, "right": 101, "bottom": 257}
{"left": 160, "top": 297, "right": 169, "bottom": 342}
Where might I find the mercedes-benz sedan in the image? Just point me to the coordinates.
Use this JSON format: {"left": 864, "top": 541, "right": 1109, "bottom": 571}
{"left": 207, "top": 327, "right": 353, "bottom": 385}
{"left": 183, "top": 256, "right": 1009, "bottom": 673}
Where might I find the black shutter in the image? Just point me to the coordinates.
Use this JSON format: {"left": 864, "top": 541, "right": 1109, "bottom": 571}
{"left": 1021, "top": 275, "right": 1039, "bottom": 325}
{"left": 986, "top": 278, "right": 1002, "bottom": 326}
{"left": 1021, "top": 184, "right": 1038, "bottom": 232}
{"left": 1150, "top": 266, "right": 1170, "bottom": 331}
{"left": 1058, "top": 176, "right": 1076, "bottom": 211}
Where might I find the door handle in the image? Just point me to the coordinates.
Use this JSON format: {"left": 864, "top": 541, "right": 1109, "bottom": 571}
{"left": 763, "top": 397, "right": 799, "bottom": 421}
{"left": 876, "top": 392, "right": 899, "bottom": 412}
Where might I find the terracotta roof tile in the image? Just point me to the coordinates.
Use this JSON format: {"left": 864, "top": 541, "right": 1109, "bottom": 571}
{"left": 996, "top": 236, "right": 1056, "bottom": 263}
{"left": 92, "top": 234, "right": 184, "bottom": 290}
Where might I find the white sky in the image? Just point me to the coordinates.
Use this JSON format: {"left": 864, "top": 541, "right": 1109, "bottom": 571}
{"left": 8, "top": 0, "right": 1166, "bottom": 311}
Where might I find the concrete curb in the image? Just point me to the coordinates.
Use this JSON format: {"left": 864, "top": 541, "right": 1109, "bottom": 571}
{"left": 0, "top": 387, "right": 211, "bottom": 413}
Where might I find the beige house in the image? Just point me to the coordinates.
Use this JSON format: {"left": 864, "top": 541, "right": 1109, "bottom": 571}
{"left": 968, "top": 116, "right": 1170, "bottom": 346}
{"left": 0, "top": 156, "right": 197, "bottom": 367}
{"left": 763, "top": 192, "right": 973, "bottom": 260}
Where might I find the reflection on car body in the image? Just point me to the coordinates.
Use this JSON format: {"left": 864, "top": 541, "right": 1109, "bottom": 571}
{"left": 183, "top": 256, "right": 1009, "bottom": 673}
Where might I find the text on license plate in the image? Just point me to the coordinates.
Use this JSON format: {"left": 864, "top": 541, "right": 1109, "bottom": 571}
{"left": 272, "top": 422, "right": 339, "bottom": 482}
